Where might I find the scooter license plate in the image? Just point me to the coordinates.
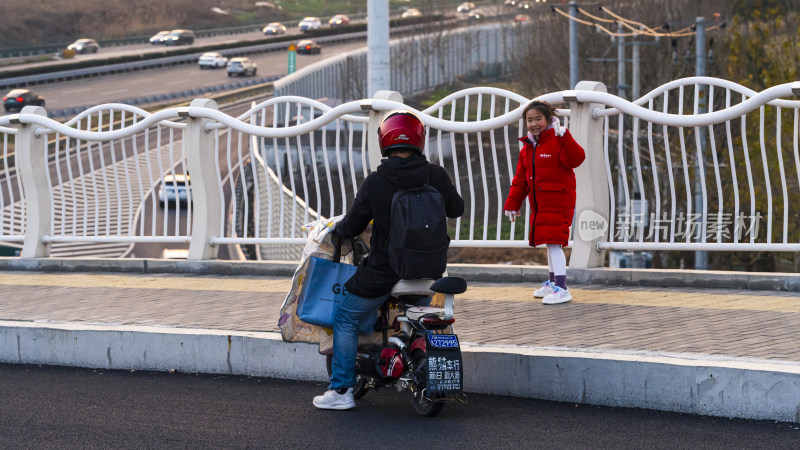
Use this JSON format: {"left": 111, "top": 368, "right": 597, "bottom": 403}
{"left": 425, "top": 334, "right": 462, "bottom": 395}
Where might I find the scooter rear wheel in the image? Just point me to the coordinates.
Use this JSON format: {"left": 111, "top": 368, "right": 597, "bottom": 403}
{"left": 410, "top": 350, "right": 445, "bottom": 417}
{"left": 325, "top": 355, "right": 369, "bottom": 399}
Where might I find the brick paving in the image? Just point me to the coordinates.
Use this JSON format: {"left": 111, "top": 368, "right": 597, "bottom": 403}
{"left": 2, "top": 271, "right": 800, "bottom": 362}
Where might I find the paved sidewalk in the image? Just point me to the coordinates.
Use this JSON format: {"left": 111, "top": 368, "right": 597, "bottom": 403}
{"left": 3, "top": 271, "right": 800, "bottom": 363}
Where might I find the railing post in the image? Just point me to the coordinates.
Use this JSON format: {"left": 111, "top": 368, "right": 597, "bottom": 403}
{"left": 568, "top": 81, "right": 609, "bottom": 268}
{"left": 366, "top": 90, "right": 403, "bottom": 172}
{"left": 17, "top": 106, "right": 51, "bottom": 258}
{"left": 185, "top": 99, "right": 222, "bottom": 260}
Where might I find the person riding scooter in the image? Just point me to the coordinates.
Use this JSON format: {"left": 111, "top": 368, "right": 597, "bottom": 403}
{"left": 313, "top": 109, "right": 464, "bottom": 410}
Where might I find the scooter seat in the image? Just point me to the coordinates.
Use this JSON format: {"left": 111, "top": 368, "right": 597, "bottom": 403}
{"left": 390, "top": 279, "right": 435, "bottom": 297}
{"left": 405, "top": 306, "right": 445, "bottom": 321}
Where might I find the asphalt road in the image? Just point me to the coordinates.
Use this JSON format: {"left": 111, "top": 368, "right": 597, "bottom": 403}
{"left": 8, "top": 24, "right": 355, "bottom": 72}
{"left": 1, "top": 39, "right": 367, "bottom": 117}
{"left": 1, "top": 364, "right": 798, "bottom": 448}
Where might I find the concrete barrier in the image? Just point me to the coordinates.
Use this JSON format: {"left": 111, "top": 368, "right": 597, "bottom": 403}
{"left": 3, "top": 320, "right": 800, "bottom": 422}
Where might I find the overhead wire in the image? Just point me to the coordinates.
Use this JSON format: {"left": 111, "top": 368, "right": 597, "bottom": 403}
{"left": 552, "top": 7, "right": 636, "bottom": 37}
{"left": 554, "top": 6, "right": 726, "bottom": 39}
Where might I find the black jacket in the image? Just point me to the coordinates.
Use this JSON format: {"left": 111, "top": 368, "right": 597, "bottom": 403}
{"left": 334, "top": 153, "right": 464, "bottom": 298}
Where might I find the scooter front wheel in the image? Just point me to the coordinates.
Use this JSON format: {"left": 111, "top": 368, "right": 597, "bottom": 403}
{"left": 325, "top": 354, "right": 369, "bottom": 399}
{"left": 410, "top": 350, "right": 445, "bottom": 417}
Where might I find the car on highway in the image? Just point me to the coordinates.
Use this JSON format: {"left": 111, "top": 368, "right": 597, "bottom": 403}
{"left": 401, "top": 8, "right": 422, "bottom": 18}
{"left": 504, "top": 0, "right": 520, "bottom": 6}
{"left": 468, "top": 9, "right": 486, "bottom": 21}
{"left": 518, "top": 2, "right": 532, "bottom": 11}
{"left": 67, "top": 38, "right": 99, "bottom": 54}
{"left": 3, "top": 89, "right": 45, "bottom": 112}
{"left": 198, "top": 52, "right": 228, "bottom": 69}
{"left": 158, "top": 174, "right": 190, "bottom": 205}
{"left": 513, "top": 14, "right": 530, "bottom": 22}
{"left": 262, "top": 22, "right": 287, "bottom": 35}
{"left": 149, "top": 31, "right": 170, "bottom": 45}
{"left": 328, "top": 14, "right": 350, "bottom": 27}
{"left": 298, "top": 17, "right": 322, "bottom": 32}
{"left": 295, "top": 39, "right": 321, "bottom": 55}
{"left": 456, "top": 2, "right": 476, "bottom": 13}
{"left": 227, "top": 57, "right": 258, "bottom": 76}
{"left": 164, "top": 29, "right": 195, "bottom": 46}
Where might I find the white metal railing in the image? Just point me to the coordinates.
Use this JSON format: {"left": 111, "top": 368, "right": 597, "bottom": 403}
{"left": 2, "top": 78, "right": 800, "bottom": 267}
{"left": 588, "top": 78, "right": 800, "bottom": 253}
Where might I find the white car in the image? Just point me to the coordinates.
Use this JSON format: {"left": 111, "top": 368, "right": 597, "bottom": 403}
{"left": 298, "top": 17, "right": 322, "bottom": 32}
{"left": 227, "top": 57, "right": 258, "bottom": 77}
{"left": 197, "top": 52, "right": 228, "bottom": 69}
{"left": 457, "top": 2, "right": 476, "bottom": 13}
{"left": 263, "top": 22, "right": 287, "bottom": 35}
{"left": 158, "top": 174, "right": 191, "bottom": 205}
{"left": 401, "top": 8, "right": 422, "bottom": 18}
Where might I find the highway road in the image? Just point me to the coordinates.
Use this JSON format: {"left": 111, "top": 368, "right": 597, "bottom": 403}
{"left": 1, "top": 363, "right": 798, "bottom": 448}
{"left": 9, "top": 27, "right": 312, "bottom": 72}
{"left": 5, "top": 10, "right": 385, "bottom": 72}
{"left": 1, "top": 39, "right": 367, "bottom": 116}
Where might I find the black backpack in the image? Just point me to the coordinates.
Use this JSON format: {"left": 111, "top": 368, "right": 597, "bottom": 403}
{"left": 383, "top": 170, "right": 450, "bottom": 279}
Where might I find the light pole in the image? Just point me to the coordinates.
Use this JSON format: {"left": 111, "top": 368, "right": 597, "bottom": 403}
{"left": 367, "top": 0, "right": 390, "bottom": 97}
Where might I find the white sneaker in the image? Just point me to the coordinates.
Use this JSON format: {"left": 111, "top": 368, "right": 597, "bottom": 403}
{"left": 542, "top": 286, "right": 572, "bottom": 305}
{"left": 534, "top": 280, "right": 554, "bottom": 298}
{"left": 313, "top": 388, "right": 355, "bottom": 410}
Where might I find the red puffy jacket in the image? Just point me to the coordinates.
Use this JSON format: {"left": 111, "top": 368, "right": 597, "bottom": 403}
{"left": 503, "top": 128, "right": 586, "bottom": 247}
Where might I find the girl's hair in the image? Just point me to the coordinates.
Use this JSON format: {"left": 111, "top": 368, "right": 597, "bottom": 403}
{"left": 522, "top": 100, "right": 555, "bottom": 122}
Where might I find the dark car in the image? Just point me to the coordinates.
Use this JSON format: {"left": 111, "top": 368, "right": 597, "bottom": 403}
{"left": 164, "top": 29, "right": 195, "bottom": 46}
{"left": 295, "top": 39, "right": 321, "bottom": 55}
{"left": 67, "top": 38, "right": 99, "bottom": 54}
{"left": 3, "top": 89, "right": 46, "bottom": 112}
{"left": 468, "top": 9, "right": 486, "bottom": 21}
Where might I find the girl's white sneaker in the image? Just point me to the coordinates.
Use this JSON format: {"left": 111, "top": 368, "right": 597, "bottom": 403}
{"left": 542, "top": 286, "right": 572, "bottom": 305}
{"left": 534, "top": 280, "right": 554, "bottom": 298}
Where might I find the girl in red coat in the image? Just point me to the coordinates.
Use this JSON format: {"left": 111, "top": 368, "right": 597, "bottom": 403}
{"left": 504, "top": 100, "right": 585, "bottom": 304}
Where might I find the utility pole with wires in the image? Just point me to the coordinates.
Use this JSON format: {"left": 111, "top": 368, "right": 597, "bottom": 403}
{"left": 694, "top": 16, "right": 709, "bottom": 270}
{"left": 555, "top": 4, "right": 726, "bottom": 98}
{"left": 553, "top": 4, "right": 725, "bottom": 269}
{"left": 569, "top": 1, "right": 579, "bottom": 88}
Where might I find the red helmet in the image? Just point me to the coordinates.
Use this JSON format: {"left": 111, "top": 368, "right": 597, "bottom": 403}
{"left": 378, "top": 109, "right": 425, "bottom": 157}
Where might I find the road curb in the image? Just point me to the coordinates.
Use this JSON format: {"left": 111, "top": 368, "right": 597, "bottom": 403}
{"left": 3, "top": 257, "right": 800, "bottom": 291}
{"left": 2, "top": 320, "right": 799, "bottom": 422}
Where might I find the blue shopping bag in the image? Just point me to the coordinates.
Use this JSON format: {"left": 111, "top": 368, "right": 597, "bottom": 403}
{"left": 296, "top": 256, "right": 376, "bottom": 334}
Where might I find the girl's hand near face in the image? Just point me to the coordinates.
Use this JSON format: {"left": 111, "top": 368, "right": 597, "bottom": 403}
{"left": 551, "top": 117, "right": 566, "bottom": 137}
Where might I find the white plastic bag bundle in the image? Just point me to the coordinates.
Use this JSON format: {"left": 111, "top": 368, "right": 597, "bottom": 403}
{"left": 277, "top": 215, "right": 372, "bottom": 354}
